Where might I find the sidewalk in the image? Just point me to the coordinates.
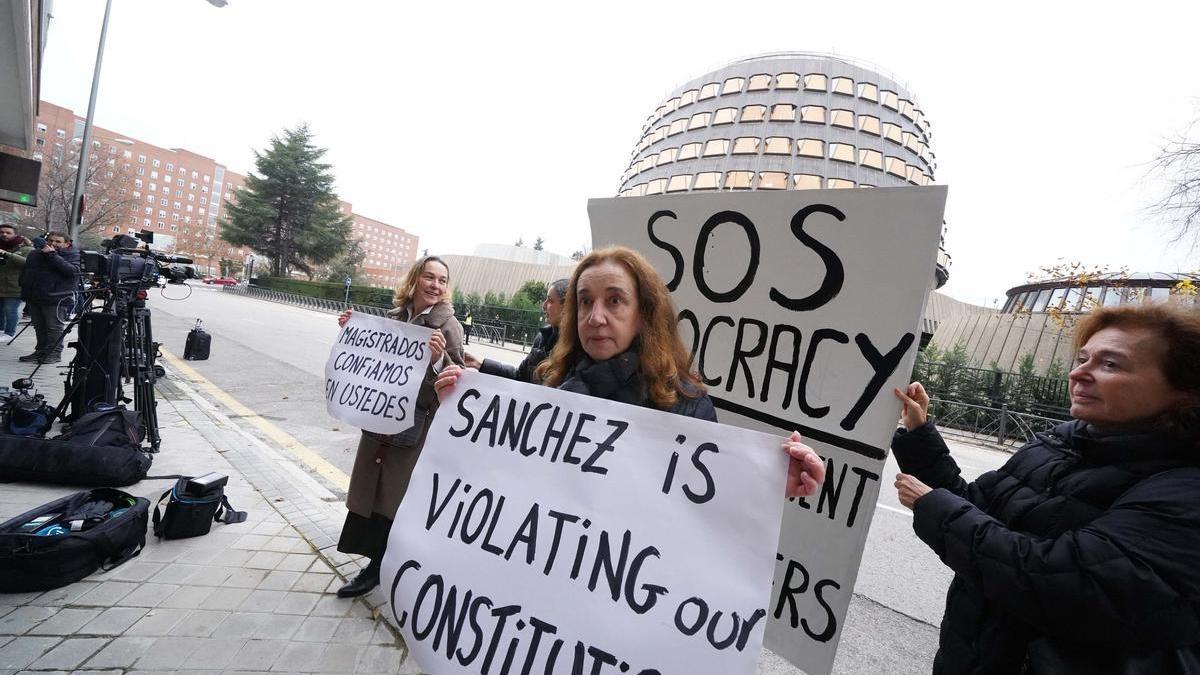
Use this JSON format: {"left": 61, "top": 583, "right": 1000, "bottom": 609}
{"left": 0, "top": 328, "right": 420, "bottom": 674}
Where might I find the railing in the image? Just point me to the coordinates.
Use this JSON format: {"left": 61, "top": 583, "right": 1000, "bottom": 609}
{"left": 928, "top": 397, "right": 1068, "bottom": 448}
{"left": 222, "top": 284, "right": 390, "bottom": 317}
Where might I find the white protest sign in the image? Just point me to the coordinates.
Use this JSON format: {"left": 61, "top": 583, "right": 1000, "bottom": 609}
{"left": 324, "top": 312, "right": 433, "bottom": 435}
{"left": 382, "top": 370, "right": 789, "bottom": 675}
{"left": 589, "top": 187, "right": 947, "bottom": 675}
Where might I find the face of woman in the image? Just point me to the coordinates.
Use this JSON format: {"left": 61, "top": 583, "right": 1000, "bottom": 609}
{"left": 576, "top": 261, "right": 642, "bottom": 362}
{"left": 412, "top": 261, "right": 448, "bottom": 312}
{"left": 1069, "top": 325, "right": 1190, "bottom": 427}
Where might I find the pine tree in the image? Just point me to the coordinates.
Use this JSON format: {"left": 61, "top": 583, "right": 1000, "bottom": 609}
{"left": 219, "top": 125, "right": 353, "bottom": 278}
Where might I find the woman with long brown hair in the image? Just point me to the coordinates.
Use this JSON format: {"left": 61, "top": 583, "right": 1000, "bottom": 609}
{"left": 333, "top": 255, "right": 465, "bottom": 597}
{"left": 435, "top": 246, "right": 826, "bottom": 496}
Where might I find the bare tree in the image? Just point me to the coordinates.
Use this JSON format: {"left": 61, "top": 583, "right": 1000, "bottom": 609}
{"left": 1150, "top": 119, "right": 1200, "bottom": 246}
{"left": 17, "top": 141, "right": 137, "bottom": 241}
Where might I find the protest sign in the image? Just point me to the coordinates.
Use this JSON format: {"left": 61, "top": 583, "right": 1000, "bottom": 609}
{"left": 382, "top": 370, "right": 789, "bottom": 674}
{"left": 589, "top": 186, "right": 947, "bottom": 675}
{"left": 324, "top": 312, "right": 433, "bottom": 435}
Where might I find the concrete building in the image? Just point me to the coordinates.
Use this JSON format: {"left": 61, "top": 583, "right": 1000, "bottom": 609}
{"left": 931, "top": 272, "right": 1199, "bottom": 374}
{"left": 352, "top": 212, "right": 419, "bottom": 287}
{"left": 0, "top": 0, "right": 50, "bottom": 216}
{"left": 441, "top": 253, "right": 575, "bottom": 299}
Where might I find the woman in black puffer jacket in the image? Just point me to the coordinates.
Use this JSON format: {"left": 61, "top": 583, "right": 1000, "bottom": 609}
{"left": 892, "top": 302, "right": 1200, "bottom": 674}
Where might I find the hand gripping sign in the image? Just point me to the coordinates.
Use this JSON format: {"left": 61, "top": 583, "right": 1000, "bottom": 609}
{"left": 589, "top": 187, "right": 948, "bottom": 674}
{"left": 324, "top": 312, "right": 434, "bottom": 435}
{"left": 382, "top": 371, "right": 789, "bottom": 675}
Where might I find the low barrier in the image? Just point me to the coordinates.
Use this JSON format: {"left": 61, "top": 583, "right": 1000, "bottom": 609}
{"left": 928, "top": 397, "right": 1068, "bottom": 448}
{"left": 221, "top": 284, "right": 389, "bottom": 317}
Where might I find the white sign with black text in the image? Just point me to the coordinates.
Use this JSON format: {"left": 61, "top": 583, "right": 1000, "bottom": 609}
{"left": 324, "top": 312, "right": 433, "bottom": 435}
{"left": 589, "top": 186, "right": 948, "bottom": 675}
{"left": 382, "top": 370, "right": 789, "bottom": 675}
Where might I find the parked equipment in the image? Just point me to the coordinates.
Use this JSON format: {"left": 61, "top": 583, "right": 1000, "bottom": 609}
{"left": 183, "top": 319, "right": 210, "bottom": 360}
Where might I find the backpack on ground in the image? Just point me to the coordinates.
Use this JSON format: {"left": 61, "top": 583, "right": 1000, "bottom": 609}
{"left": 153, "top": 473, "right": 246, "bottom": 539}
{"left": 57, "top": 406, "right": 144, "bottom": 449}
{"left": 184, "top": 319, "right": 210, "bottom": 360}
{"left": 0, "top": 488, "right": 149, "bottom": 592}
{"left": 0, "top": 434, "right": 152, "bottom": 486}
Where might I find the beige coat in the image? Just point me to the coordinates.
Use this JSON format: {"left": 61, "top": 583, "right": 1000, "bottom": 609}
{"left": 344, "top": 301, "right": 465, "bottom": 519}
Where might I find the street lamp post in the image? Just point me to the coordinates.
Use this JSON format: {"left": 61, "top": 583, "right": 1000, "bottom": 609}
{"left": 67, "top": 0, "right": 114, "bottom": 242}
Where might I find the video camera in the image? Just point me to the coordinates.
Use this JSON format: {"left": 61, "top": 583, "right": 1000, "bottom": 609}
{"left": 81, "top": 231, "right": 196, "bottom": 289}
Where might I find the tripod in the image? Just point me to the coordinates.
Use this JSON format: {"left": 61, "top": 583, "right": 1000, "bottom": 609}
{"left": 52, "top": 285, "right": 162, "bottom": 451}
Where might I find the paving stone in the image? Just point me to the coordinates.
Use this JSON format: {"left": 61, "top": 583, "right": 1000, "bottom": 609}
{"left": 333, "top": 618, "right": 377, "bottom": 645}
{"left": 107, "top": 561, "right": 167, "bottom": 583}
{"left": 73, "top": 581, "right": 138, "bottom": 607}
{"left": 133, "top": 636, "right": 205, "bottom": 669}
{"left": 119, "top": 583, "right": 181, "bottom": 608}
{"left": 220, "top": 568, "right": 268, "bottom": 589}
{"left": 292, "top": 573, "right": 335, "bottom": 594}
{"left": 397, "top": 652, "right": 424, "bottom": 674}
{"left": 199, "top": 587, "right": 253, "bottom": 611}
{"left": 309, "top": 596, "right": 353, "bottom": 618}
{"left": 354, "top": 645, "right": 404, "bottom": 674}
{"left": 24, "top": 609, "right": 100, "bottom": 636}
{"left": 272, "top": 593, "right": 321, "bottom": 616}
{"left": 292, "top": 617, "right": 340, "bottom": 643}
{"left": 137, "top": 546, "right": 185, "bottom": 564}
{"left": 158, "top": 585, "right": 216, "bottom": 609}
{"left": 317, "top": 643, "right": 361, "bottom": 673}
{"left": 172, "top": 610, "right": 231, "bottom": 638}
{"left": 287, "top": 539, "right": 315, "bottom": 554}
{"left": 123, "top": 608, "right": 190, "bottom": 637}
{"left": 245, "top": 551, "right": 286, "bottom": 570}
{"left": 233, "top": 535, "right": 271, "bottom": 551}
{"left": 275, "top": 554, "right": 316, "bottom": 573}
{"left": 0, "top": 607, "right": 57, "bottom": 636}
{"left": 0, "top": 636, "right": 61, "bottom": 669}
{"left": 257, "top": 570, "right": 301, "bottom": 591}
{"left": 270, "top": 642, "right": 324, "bottom": 672}
{"left": 211, "top": 612, "right": 267, "bottom": 639}
{"left": 251, "top": 614, "right": 303, "bottom": 641}
{"left": 261, "top": 537, "right": 297, "bottom": 554}
{"left": 371, "top": 623, "right": 399, "bottom": 646}
{"left": 178, "top": 637, "right": 247, "bottom": 670}
{"left": 32, "top": 582, "right": 98, "bottom": 607}
{"left": 238, "top": 590, "right": 286, "bottom": 613}
{"left": 27, "top": 637, "right": 107, "bottom": 670}
{"left": 148, "top": 563, "right": 202, "bottom": 585}
{"left": 78, "top": 607, "right": 149, "bottom": 636}
{"left": 83, "top": 636, "right": 157, "bottom": 669}
{"left": 0, "top": 592, "right": 43, "bottom": 606}
{"left": 225, "top": 639, "right": 286, "bottom": 671}
{"left": 187, "top": 566, "right": 236, "bottom": 587}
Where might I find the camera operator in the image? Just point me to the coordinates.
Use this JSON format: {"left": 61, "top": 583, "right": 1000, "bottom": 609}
{"left": 18, "top": 231, "right": 80, "bottom": 364}
{"left": 0, "top": 224, "right": 33, "bottom": 341}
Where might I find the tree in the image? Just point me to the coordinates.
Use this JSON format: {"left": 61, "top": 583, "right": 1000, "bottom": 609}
{"left": 323, "top": 238, "right": 366, "bottom": 284}
{"left": 219, "top": 125, "right": 353, "bottom": 278}
{"left": 1151, "top": 118, "right": 1200, "bottom": 246}
{"left": 533, "top": 236, "right": 544, "bottom": 251}
{"left": 17, "top": 141, "right": 136, "bottom": 239}
{"left": 511, "top": 280, "right": 547, "bottom": 310}
{"left": 570, "top": 249, "right": 585, "bottom": 262}
{"left": 513, "top": 237, "right": 525, "bottom": 248}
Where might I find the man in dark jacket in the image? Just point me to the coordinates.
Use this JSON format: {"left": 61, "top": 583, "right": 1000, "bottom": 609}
{"left": 470, "top": 278, "right": 567, "bottom": 383}
{"left": 19, "top": 231, "right": 80, "bottom": 364}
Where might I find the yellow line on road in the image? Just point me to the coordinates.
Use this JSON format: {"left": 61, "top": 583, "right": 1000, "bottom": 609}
{"left": 160, "top": 348, "right": 351, "bottom": 491}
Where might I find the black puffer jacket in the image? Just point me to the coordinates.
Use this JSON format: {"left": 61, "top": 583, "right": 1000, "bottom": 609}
{"left": 558, "top": 350, "right": 717, "bottom": 422}
{"left": 19, "top": 244, "right": 80, "bottom": 305}
{"left": 893, "top": 420, "right": 1200, "bottom": 674}
{"left": 481, "top": 324, "right": 557, "bottom": 383}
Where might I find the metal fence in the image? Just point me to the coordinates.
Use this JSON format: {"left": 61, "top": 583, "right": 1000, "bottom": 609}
{"left": 928, "top": 397, "right": 1067, "bottom": 448}
{"left": 222, "top": 284, "right": 391, "bottom": 317}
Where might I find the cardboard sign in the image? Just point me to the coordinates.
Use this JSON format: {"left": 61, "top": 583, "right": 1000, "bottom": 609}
{"left": 589, "top": 187, "right": 947, "bottom": 675}
{"left": 382, "top": 371, "right": 789, "bottom": 674}
{"left": 324, "top": 312, "right": 433, "bottom": 435}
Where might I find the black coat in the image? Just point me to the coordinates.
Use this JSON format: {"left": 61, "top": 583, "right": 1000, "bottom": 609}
{"left": 20, "top": 245, "right": 80, "bottom": 305}
{"left": 557, "top": 351, "right": 717, "bottom": 422}
{"left": 481, "top": 324, "right": 557, "bottom": 383}
{"left": 893, "top": 420, "right": 1200, "bottom": 674}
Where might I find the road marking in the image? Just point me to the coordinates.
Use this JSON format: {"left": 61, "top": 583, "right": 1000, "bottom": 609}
{"left": 876, "top": 503, "right": 913, "bottom": 517}
{"left": 160, "top": 348, "right": 351, "bottom": 491}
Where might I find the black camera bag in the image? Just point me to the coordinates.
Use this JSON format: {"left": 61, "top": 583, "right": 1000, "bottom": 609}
{"left": 57, "top": 407, "right": 145, "bottom": 449}
{"left": 152, "top": 476, "right": 246, "bottom": 539}
{"left": 0, "top": 488, "right": 149, "bottom": 592}
{"left": 0, "top": 434, "right": 151, "bottom": 486}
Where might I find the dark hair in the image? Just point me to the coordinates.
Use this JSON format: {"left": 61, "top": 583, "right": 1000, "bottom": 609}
{"left": 548, "top": 278, "right": 569, "bottom": 302}
{"left": 1074, "top": 302, "right": 1200, "bottom": 437}
{"left": 0, "top": 224, "right": 16, "bottom": 233}
{"left": 535, "top": 246, "right": 703, "bottom": 409}
{"left": 47, "top": 231, "right": 69, "bottom": 242}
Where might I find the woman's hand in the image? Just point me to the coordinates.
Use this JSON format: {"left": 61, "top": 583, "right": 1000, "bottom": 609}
{"left": 782, "top": 431, "right": 826, "bottom": 498}
{"left": 337, "top": 309, "right": 352, "bottom": 328}
{"left": 895, "top": 473, "right": 932, "bottom": 509}
{"left": 894, "top": 382, "right": 930, "bottom": 431}
{"left": 434, "top": 364, "right": 466, "bottom": 402}
{"left": 429, "top": 330, "right": 446, "bottom": 364}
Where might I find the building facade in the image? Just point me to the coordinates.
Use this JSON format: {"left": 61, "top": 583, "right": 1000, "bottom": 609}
{"left": 11, "top": 102, "right": 417, "bottom": 281}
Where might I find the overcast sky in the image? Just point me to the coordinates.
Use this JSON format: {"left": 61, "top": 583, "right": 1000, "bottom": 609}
{"left": 39, "top": 1, "right": 1200, "bottom": 306}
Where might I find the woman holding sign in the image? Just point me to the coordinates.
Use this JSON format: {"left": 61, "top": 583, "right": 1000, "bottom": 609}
{"left": 334, "top": 255, "right": 465, "bottom": 598}
{"left": 435, "top": 246, "right": 826, "bottom": 497}
{"left": 893, "top": 303, "right": 1200, "bottom": 673}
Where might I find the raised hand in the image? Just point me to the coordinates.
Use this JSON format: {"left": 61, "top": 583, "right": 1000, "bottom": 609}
{"left": 895, "top": 473, "right": 932, "bottom": 509}
{"left": 893, "top": 381, "right": 930, "bottom": 431}
{"left": 782, "top": 431, "right": 826, "bottom": 498}
{"left": 337, "top": 309, "right": 352, "bottom": 328}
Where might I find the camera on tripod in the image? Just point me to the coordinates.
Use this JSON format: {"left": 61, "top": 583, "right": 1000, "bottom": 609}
{"left": 82, "top": 231, "right": 197, "bottom": 289}
{"left": 0, "top": 378, "right": 52, "bottom": 437}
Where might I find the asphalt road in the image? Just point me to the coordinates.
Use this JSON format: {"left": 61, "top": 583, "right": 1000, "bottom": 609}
{"left": 145, "top": 284, "right": 1011, "bottom": 674}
